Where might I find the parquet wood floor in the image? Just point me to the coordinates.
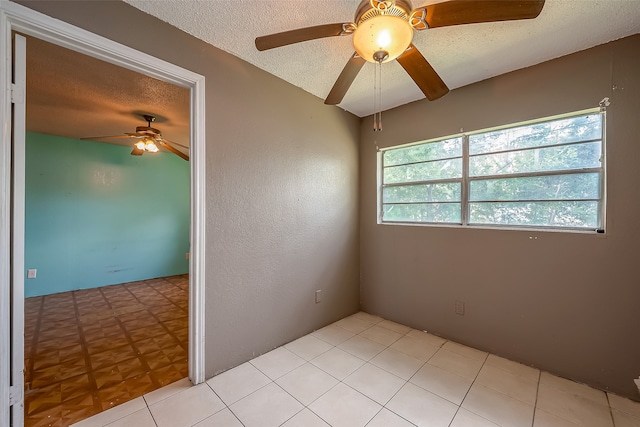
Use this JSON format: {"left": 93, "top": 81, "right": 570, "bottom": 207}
{"left": 23, "top": 275, "right": 189, "bottom": 427}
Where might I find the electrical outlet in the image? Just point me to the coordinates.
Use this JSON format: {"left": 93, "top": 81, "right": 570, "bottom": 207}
{"left": 455, "top": 300, "right": 465, "bottom": 315}
{"left": 27, "top": 269, "right": 37, "bottom": 279}
{"left": 315, "top": 290, "right": 322, "bottom": 304}
{"left": 185, "top": 252, "right": 190, "bottom": 260}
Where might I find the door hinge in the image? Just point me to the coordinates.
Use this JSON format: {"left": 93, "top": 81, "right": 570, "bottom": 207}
{"left": 9, "top": 384, "right": 23, "bottom": 406}
{"left": 11, "top": 83, "right": 25, "bottom": 104}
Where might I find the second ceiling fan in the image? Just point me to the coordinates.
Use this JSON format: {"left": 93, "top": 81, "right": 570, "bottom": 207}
{"left": 83, "top": 115, "right": 189, "bottom": 161}
{"left": 256, "top": 0, "right": 546, "bottom": 106}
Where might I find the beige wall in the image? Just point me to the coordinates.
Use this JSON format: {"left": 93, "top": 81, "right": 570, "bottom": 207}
{"left": 360, "top": 34, "right": 640, "bottom": 399}
{"left": 16, "top": 1, "right": 361, "bottom": 377}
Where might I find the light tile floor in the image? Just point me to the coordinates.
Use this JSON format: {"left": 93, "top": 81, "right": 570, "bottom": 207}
{"left": 71, "top": 311, "right": 640, "bottom": 427}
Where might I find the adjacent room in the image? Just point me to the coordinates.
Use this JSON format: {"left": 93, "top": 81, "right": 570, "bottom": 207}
{"left": 20, "top": 36, "right": 192, "bottom": 425}
{"left": 2, "top": 1, "right": 639, "bottom": 426}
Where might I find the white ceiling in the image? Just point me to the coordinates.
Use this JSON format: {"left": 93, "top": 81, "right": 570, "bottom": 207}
{"left": 122, "top": 0, "right": 640, "bottom": 117}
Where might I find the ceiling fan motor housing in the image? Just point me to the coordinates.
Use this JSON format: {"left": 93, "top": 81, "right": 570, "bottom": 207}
{"left": 353, "top": 0, "right": 414, "bottom": 63}
{"left": 355, "top": 0, "right": 413, "bottom": 22}
{"left": 135, "top": 126, "right": 162, "bottom": 138}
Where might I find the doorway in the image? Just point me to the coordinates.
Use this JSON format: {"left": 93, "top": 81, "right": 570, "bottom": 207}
{"left": 0, "top": 3, "right": 206, "bottom": 426}
{"left": 22, "top": 36, "right": 192, "bottom": 424}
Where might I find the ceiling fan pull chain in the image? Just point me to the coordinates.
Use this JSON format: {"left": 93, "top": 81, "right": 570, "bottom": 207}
{"left": 373, "top": 59, "right": 383, "bottom": 132}
{"left": 377, "top": 60, "right": 382, "bottom": 131}
{"left": 373, "top": 59, "right": 378, "bottom": 131}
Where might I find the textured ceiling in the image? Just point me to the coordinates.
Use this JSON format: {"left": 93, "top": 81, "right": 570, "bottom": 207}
{"left": 23, "top": 0, "right": 640, "bottom": 151}
{"left": 123, "top": 0, "right": 640, "bottom": 117}
{"left": 25, "top": 35, "right": 190, "bottom": 152}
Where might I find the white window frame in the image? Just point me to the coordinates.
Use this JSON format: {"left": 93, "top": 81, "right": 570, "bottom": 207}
{"left": 378, "top": 108, "right": 606, "bottom": 233}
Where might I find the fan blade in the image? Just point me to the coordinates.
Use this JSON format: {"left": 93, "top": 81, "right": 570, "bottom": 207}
{"left": 131, "top": 146, "right": 144, "bottom": 156}
{"left": 161, "top": 138, "right": 189, "bottom": 150}
{"left": 425, "top": 0, "right": 545, "bottom": 28}
{"left": 160, "top": 141, "right": 189, "bottom": 161}
{"left": 81, "top": 134, "right": 134, "bottom": 141}
{"left": 256, "top": 23, "right": 349, "bottom": 51}
{"left": 396, "top": 45, "right": 449, "bottom": 101}
{"left": 324, "top": 53, "right": 366, "bottom": 105}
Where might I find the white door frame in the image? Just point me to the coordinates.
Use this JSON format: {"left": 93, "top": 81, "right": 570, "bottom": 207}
{"left": 0, "top": 1, "right": 206, "bottom": 423}
{"left": 10, "top": 32, "right": 26, "bottom": 427}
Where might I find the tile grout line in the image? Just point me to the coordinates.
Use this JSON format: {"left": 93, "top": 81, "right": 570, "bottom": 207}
{"left": 241, "top": 325, "right": 379, "bottom": 426}
{"left": 288, "top": 331, "right": 381, "bottom": 427}
{"left": 142, "top": 394, "right": 160, "bottom": 427}
{"left": 148, "top": 276, "right": 187, "bottom": 312}
{"left": 72, "top": 289, "right": 104, "bottom": 417}
{"left": 304, "top": 323, "right": 428, "bottom": 426}
{"left": 537, "top": 373, "right": 619, "bottom": 426}
{"left": 312, "top": 320, "right": 454, "bottom": 425}
{"left": 104, "top": 285, "right": 163, "bottom": 390}
{"left": 606, "top": 391, "right": 617, "bottom": 427}
{"left": 373, "top": 347, "right": 421, "bottom": 426}
{"left": 107, "top": 278, "right": 188, "bottom": 383}
{"left": 341, "top": 323, "right": 447, "bottom": 426}
{"left": 530, "top": 369, "right": 542, "bottom": 427}
{"left": 202, "top": 381, "right": 247, "bottom": 426}
{"left": 132, "top": 277, "right": 189, "bottom": 352}
{"left": 444, "top": 348, "right": 490, "bottom": 427}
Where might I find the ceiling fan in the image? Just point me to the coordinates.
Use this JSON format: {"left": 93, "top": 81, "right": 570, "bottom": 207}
{"left": 82, "top": 115, "right": 189, "bottom": 161}
{"left": 256, "top": 0, "right": 546, "bottom": 106}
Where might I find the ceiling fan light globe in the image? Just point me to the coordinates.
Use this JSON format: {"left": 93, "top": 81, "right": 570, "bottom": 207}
{"left": 353, "top": 15, "right": 413, "bottom": 63}
{"left": 134, "top": 141, "right": 147, "bottom": 151}
{"left": 145, "top": 141, "right": 159, "bottom": 153}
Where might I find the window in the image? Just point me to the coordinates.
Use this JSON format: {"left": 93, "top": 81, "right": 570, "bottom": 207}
{"left": 380, "top": 110, "right": 605, "bottom": 231}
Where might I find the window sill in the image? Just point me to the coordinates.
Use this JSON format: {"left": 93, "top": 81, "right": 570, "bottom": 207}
{"left": 378, "top": 220, "right": 607, "bottom": 236}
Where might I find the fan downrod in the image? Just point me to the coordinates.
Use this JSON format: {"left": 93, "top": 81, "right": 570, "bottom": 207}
{"left": 142, "top": 114, "right": 156, "bottom": 127}
{"left": 136, "top": 114, "right": 161, "bottom": 136}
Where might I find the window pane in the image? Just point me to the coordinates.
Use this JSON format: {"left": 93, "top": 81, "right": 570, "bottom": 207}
{"left": 383, "top": 203, "right": 461, "bottom": 223}
{"left": 383, "top": 183, "right": 461, "bottom": 203}
{"left": 469, "top": 114, "right": 602, "bottom": 155}
{"left": 469, "top": 142, "right": 601, "bottom": 177}
{"left": 469, "top": 201, "right": 599, "bottom": 228}
{"left": 384, "top": 137, "right": 462, "bottom": 167}
{"left": 379, "top": 111, "right": 604, "bottom": 230}
{"left": 469, "top": 173, "right": 600, "bottom": 201}
{"left": 384, "top": 158, "right": 462, "bottom": 184}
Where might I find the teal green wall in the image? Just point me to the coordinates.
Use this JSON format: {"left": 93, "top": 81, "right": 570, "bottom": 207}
{"left": 24, "top": 132, "right": 190, "bottom": 297}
